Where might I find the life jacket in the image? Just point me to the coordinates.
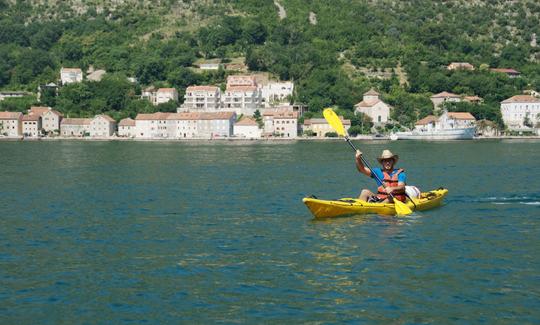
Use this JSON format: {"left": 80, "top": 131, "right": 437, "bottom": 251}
{"left": 377, "top": 169, "right": 407, "bottom": 202}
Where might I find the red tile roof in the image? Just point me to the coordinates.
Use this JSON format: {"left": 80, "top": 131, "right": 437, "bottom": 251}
{"left": 135, "top": 112, "right": 172, "bottom": 120}
{"left": 226, "top": 85, "right": 258, "bottom": 92}
{"left": 95, "top": 114, "right": 116, "bottom": 123}
{"left": 501, "top": 95, "right": 540, "bottom": 104}
{"left": 355, "top": 99, "right": 381, "bottom": 107}
{"left": 447, "top": 112, "right": 476, "bottom": 120}
{"left": 304, "top": 117, "right": 350, "bottom": 125}
{"left": 0, "top": 111, "right": 22, "bottom": 119}
{"left": 490, "top": 68, "right": 520, "bottom": 74}
{"left": 22, "top": 114, "right": 40, "bottom": 121}
{"left": 235, "top": 116, "right": 259, "bottom": 126}
{"left": 186, "top": 85, "right": 220, "bottom": 92}
{"left": 415, "top": 115, "right": 437, "bottom": 125}
{"left": 61, "top": 118, "right": 92, "bottom": 125}
{"left": 157, "top": 88, "right": 177, "bottom": 93}
{"left": 119, "top": 118, "right": 135, "bottom": 126}
{"left": 431, "top": 91, "right": 460, "bottom": 98}
{"left": 364, "top": 88, "right": 380, "bottom": 96}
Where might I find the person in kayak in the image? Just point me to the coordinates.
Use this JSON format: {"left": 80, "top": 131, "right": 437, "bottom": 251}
{"left": 355, "top": 149, "right": 407, "bottom": 203}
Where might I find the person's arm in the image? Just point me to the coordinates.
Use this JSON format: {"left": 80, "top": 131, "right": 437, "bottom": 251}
{"left": 355, "top": 150, "right": 371, "bottom": 177}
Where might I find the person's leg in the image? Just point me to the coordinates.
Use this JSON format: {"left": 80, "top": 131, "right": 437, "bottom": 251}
{"left": 359, "top": 189, "right": 375, "bottom": 201}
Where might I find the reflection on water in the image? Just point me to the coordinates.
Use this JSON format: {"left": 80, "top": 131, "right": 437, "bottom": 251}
{"left": 0, "top": 140, "right": 539, "bottom": 323}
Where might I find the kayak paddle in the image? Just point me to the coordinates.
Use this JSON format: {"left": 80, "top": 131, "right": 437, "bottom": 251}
{"left": 322, "top": 108, "right": 413, "bottom": 216}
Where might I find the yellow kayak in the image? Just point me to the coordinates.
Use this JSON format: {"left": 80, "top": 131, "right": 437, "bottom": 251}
{"left": 303, "top": 188, "right": 448, "bottom": 218}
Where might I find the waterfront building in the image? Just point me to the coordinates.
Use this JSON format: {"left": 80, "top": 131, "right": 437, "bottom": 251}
{"left": 0, "top": 111, "right": 22, "bottom": 137}
{"left": 197, "top": 112, "right": 236, "bottom": 138}
{"left": 263, "top": 110, "right": 298, "bottom": 138}
{"left": 89, "top": 114, "right": 116, "bottom": 137}
{"left": 118, "top": 118, "right": 136, "bottom": 137}
{"left": 438, "top": 111, "right": 476, "bottom": 129}
{"left": 234, "top": 116, "right": 262, "bottom": 139}
{"left": 414, "top": 115, "right": 438, "bottom": 132}
{"left": 134, "top": 112, "right": 171, "bottom": 138}
{"left": 261, "top": 81, "right": 294, "bottom": 108}
{"left": 22, "top": 114, "right": 41, "bottom": 137}
{"left": 166, "top": 113, "right": 199, "bottom": 138}
{"left": 60, "top": 118, "right": 92, "bottom": 137}
{"left": 303, "top": 117, "right": 351, "bottom": 138}
{"left": 60, "top": 67, "right": 83, "bottom": 85}
{"left": 0, "top": 91, "right": 30, "bottom": 101}
{"left": 41, "top": 109, "right": 63, "bottom": 134}
{"left": 430, "top": 91, "right": 462, "bottom": 109}
{"left": 354, "top": 89, "right": 392, "bottom": 124}
{"left": 155, "top": 88, "right": 178, "bottom": 105}
{"left": 447, "top": 62, "right": 474, "bottom": 71}
{"left": 180, "top": 86, "right": 221, "bottom": 112}
{"left": 500, "top": 95, "right": 540, "bottom": 130}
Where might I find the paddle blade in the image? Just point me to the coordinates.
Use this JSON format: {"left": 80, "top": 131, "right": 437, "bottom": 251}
{"left": 394, "top": 199, "right": 413, "bottom": 216}
{"left": 323, "top": 108, "right": 347, "bottom": 137}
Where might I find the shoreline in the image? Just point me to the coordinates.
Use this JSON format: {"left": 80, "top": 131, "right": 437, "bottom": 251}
{"left": 1, "top": 135, "right": 540, "bottom": 142}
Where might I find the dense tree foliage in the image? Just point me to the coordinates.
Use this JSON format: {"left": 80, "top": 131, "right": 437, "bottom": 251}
{"left": 0, "top": 0, "right": 538, "bottom": 126}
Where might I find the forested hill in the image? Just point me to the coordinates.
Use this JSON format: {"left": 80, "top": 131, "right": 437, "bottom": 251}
{"left": 1, "top": 0, "right": 539, "bottom": 127}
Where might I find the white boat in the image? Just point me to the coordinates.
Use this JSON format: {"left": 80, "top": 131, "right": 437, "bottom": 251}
{"left": 392, "top": 127, "right": 476, "bottom": 140}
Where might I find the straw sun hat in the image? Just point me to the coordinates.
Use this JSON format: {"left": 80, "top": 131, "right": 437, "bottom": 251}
{"left": 377, "top": 149, "right": 399, "bottom": 163}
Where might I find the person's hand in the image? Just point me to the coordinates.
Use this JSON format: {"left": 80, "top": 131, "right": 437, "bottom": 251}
{"left": 355, "top": 150, "right": 362, "bottom": 159}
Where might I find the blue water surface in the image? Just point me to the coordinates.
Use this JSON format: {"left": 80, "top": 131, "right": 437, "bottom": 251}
{"left": 0, "top": 140, "right": 539, "bottom": 323}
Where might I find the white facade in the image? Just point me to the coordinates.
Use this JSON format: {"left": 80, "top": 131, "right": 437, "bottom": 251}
{"left": 118, "top": 118, "right": 136, "bottom": 137}
{"left": 60, "top": 68, "right": 83, "bottom": 85}
{"left": 22, "top": 115, "right": 41, "bottom": 137}
{"left": 155, "top": 88, "right": 179, "bottom": 105}
{"left": 261, "top": 81, "right": 294, "bottom": 107}
{"left": 166, "top": 113, "right": 199, "bottom": 138}
{"left": 0, "top": 91, "right": 28, "bottom": 101}
{"left": 438, "top": 111, "right": 476, "bottom": 129}
{"left": 234, "top": 117, "right": 262, "bottom": 138}
{"left": 135, "top": 113, "right": 171, "bottom": 138}
{"left": 500, "top": 95, "right": 540, "bottom": 130}
{"left": 354, "top": 89, "right": 391, "bottom": 124}
{"left": 61, "top": 118, "right": 91, "bottom": 137}
{"left": 89, "top": 115, "right": 116, "bottom": 137}
{"left": 41, "top": 109, "right": 63, "bottom": 134}
{"left": 196, "top": 112, "right": 236, "bottom": 138}
{"left": 0, "top": 112, "right": 22, "bottom": 137}
{"left": 263, "top": 110, "right": 298, "bottom": 138}
{"left": 430, "top": 91, "right": 462, "bottom": 109}
{"left": 222, "top": 86, "right": 262, "bottom": 116}
{"left": 181, "top": 86, "right": 221, "bottom": 112}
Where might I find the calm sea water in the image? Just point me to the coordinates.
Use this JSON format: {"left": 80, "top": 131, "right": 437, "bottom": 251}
{"left": 1, "top": 140, "right": 539, "bottom": 323}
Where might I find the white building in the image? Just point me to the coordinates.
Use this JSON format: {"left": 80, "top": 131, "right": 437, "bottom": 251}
{"left": 234, "top": 116, "right": 262, "bottom": 138}
{"left": 500, "top": 95, "right": 540, "bottom": 130}
{"left": 118, "top": 118, "right": 136, "bottom": 137}
{"left": 41, "top": 109, "right": 63, "bottom": 134}
{"left": 0, "top": 111, "right": 22, "bottom": 137}
{"left": 447, "top": 62, "right": 474, "bottom": 71}
{"left": 60, "top": 68, "right": 83, "bottom": 85}
{"left": 303, "top": 117, "right": 351, "bottom": 138}
{"left": 61, "top": 118, "right": 92, "bottom": 137}
{"left": 89, "top": 114, "right": 116, "bottom": 137}
{"left": 222, "top": 75, "right": 262, "bottom": 115}
{"left": 430, "top": 91, "right": 462, "bottom": 109}
{"left": 261, "top": 81, "right": 294, "bottom": 107}
{"left": 263, "top": 110, "right": 298, "bottom": 138}
{"left": 180, "top": 86, "right": 221, "bottom": 112}
{"left": 166, "top": 113, "right": 199, "bottom": 138}
{"left": 22, "top": 114, "right": 41, "bottom": 137}
{"left": 414, "top": 115, "right": 438, "bottom": 132}
{"left": 354, "top": 89, "right": 392, "bottom": 124}
{"left": 141, "top": 86, "right": 156, "bottom": 103}
{"left": 134, "top": 112, "right": 171, "bottom": 138}
{"left": 0, "top": 91, "right": 29, "bottom": 101}
{"left": 222, "top": 86, "right": 262, "bottom": 116}
{"left": 196, "top": 112, "right": 236, "bottom": 138}
{"left": 155, "top": 88, "right": 179, "bottom": 105}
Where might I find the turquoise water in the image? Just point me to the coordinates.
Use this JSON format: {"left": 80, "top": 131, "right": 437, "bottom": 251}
{"left": 1, "top": 140, "right": 539, "bottom": 323}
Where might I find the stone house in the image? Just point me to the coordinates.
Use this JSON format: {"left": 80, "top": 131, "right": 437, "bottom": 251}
{"left": 500, "top": 95, "right": 540, "bottom": 130}
{"left": 61, "top": 118, "right": 92, "bottom": 137}
{"left": 22, "top": 114, "right": 41, "bottom": 137}
{"left": 234, "top": 116, "right": 262, "bottom": 139}
{"left": 60, "top": 67, "right": 83, "bottom": 85}
{"left": 303, "top": 117, "right": 351, "bottom": 138}
{"left": 118, "top": 118, "right": 136, "bottom": 137}
{"left": 0, "top": 111, "right": 23, "bottom": 137}
{"left": 354, "top": 89, "right": 392, "bottom": 124}
{"left": 89, "top": 114, "right": 116, "bottom": 137}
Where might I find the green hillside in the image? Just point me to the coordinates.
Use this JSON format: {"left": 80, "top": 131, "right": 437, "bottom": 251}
{"left": 1, "top": 0, "right": 539, "bottom": 128}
